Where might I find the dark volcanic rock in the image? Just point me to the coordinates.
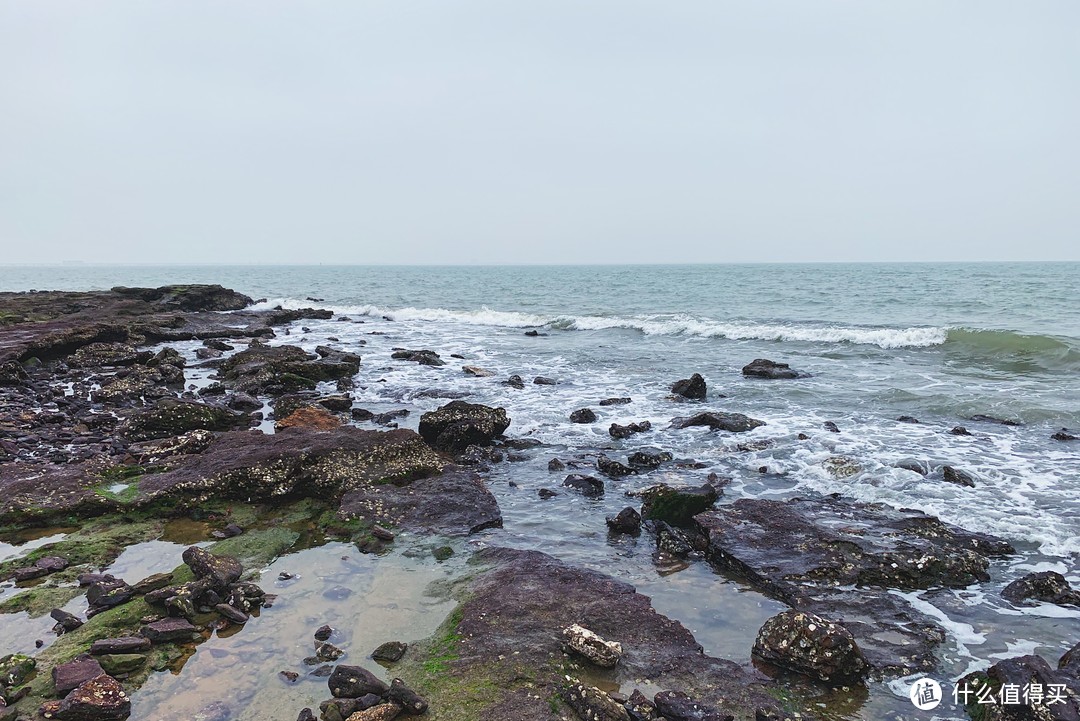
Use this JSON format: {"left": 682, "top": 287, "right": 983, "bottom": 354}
{"left": 123, "top": 398, "right": 249, "bottom": 440}
{"left": 338, "top": 467, "right": 502, "bottom": 536}
{"left": 388, "top": 678, "right": 428, "bottom": 715}
{"left": 671, "top": 373, "right": 707, "bottom": 400}
{"left": 372, "top": 641, "right": 408, "bottom": 663}
{"left": 1002, "top": 571, "right": 1080, "bottom": 607}
{"left": 418, "top": 401, "right": 510, "bottom": 453}
{"left": 599, "top": 397, "right": 632, "bottom": 406}
{"left": 627, "top": 449, "right": 673, "bottom": 469}
{"left": 136, "top": 426, "right": 445, "bottom": 508}
{"left": 696, "top": 496, "right": 1014, "bottom": 674}
{"left": 959, "top": 654, "right": 1080, "bottom": 721}
{"left": 949, "top": 426, "right": 973, "bottom": 436}
{"left": 563, "top": 474, "right": 605, "bottom": 498}
{"left": 570, "top": 408, "right": 597, "bottom": 424}
{"left": 111, "top": 284, "right": 252, "bottom": 311}
{"left": 56, "top": 673, "right": 131, "bottom": 720}
{"left": 399, "top": 547, "right": 794, "bottom": 721}
{"left": 1052, "top": 429, "right": 1079, "bottom": 442}
{"left": 941, "top": 465, "right": 976, "bottom": 488}
{"left": 597, "top": 455, "right": 636, "bottom": 478}
{"left": 741, "top": 358, "right": 809, "bottom": 379}
{"left": 606, "top": 507, "right": 642, "bottom": 534}
{"left": 328, "top": 664, "right": 390, "bottom": 698}
{"left": 640, "top": 484, "right": 720, "bottom": 525}
{"left": 671, "top": 412, "right": 765, "bottom": 433}
{"left": 609, "top": 421, "right": 651, "bottom": 439}
{"left": 752, "top": 610, "right": 869, "bottom": 685}
{"left": 217, "top": 343, "right": 360, "bottom": 396}
{"left": 391, "top": 348, "right": 445, "bottom": 366}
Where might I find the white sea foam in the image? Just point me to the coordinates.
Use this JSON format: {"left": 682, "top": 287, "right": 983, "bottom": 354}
{"left": 251, "top": 298, "right": 949, "bottom": 349}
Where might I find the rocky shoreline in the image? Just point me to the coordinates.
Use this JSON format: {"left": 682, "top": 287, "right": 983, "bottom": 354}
{"left": 1, "top": 285, "right": 1077, "bottom": 721}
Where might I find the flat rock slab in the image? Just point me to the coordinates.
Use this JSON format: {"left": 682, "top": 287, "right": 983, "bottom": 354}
{"left": 140, "top": 617, "right": 196, "bottom": 644}
{"left": 696, "top": 495, "right": 1015, "bottom": 675}
{"left": 405, "top": 547, "right": 795, "bottom": 721}
{"left": 337, "top": 467, "right": 502, "bottom": 536}
{"left": 135, "top": 427, "right": 446, "bottom": 507}
{"left": 52, "top": 656, "right": 105, "bottom": 694}
{"left": 0, "top": 463, "right": 115, "bottom": 525}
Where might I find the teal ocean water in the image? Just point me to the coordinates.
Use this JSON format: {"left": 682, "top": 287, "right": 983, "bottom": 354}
{"left": 4, "top": 262, "right": 1080, "bottom": 719}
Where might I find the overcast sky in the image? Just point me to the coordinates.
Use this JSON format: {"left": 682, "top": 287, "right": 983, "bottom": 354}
{"left": 1, "top": 1, "right": 1077, "bottom": 265}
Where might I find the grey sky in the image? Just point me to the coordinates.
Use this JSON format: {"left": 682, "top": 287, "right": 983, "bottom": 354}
{"left": 1, "top": 1, "right": 1077, "bottom": 264}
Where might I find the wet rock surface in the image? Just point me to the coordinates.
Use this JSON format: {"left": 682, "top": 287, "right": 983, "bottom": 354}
{"left": 696, "top": 495, "right": 1014, "bottom": 674}
{"left": 741, "top": 358, "right": 809, "bottom": 379}
{"left": 417, "top": 400, "right": 510, "bottom": 454}
{"left": 752, "top": 610, "right": 869, "bottom": 685}
{"left": 396, "top": 547, "right": 800, "bottom": 721}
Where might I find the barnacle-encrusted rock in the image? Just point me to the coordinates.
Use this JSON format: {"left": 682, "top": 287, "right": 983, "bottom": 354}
{"left": 1002, "top": 571, "right": 1080, "bottom": 607}
{"left": 417, "top": 401, "right": 510, "bottom": 454}
{"left": 752, "top": 610, "right": 869, "bottom": 685}
{"left": 55, "top": 673, "right": 131, "bottom": 720}
{"left": 122, "top": 398, "right": 250, "bottom": 441}
{"left": 958, "top": 654, "right": 1080, "bottom": 721}
{"left": 217, "top": 344, "right": 359, "bottom": 396}
{"left": 561, "top": 678, "right": 631, "bottom": 721}
{"left": 136, "top": 427, "right": 445, "bottom": 507}
{"left": 561, "top": 624, "right": 622, "bottom": 667}
{"left": 697, "top": 496, "right": 1014, "bottom": 675}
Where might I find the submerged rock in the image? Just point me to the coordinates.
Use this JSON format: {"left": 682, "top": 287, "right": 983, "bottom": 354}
{"left": 741, "top": 358, "right": 809, "bottom": 379}
{"left": 391, "top": 349, "right": 444, "bottom": 366}
{"left": 671, "top": 412, "right": 765, "bottom": 433}
{"left": 941, "top": 465, "right": 976, "bottom": 488}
